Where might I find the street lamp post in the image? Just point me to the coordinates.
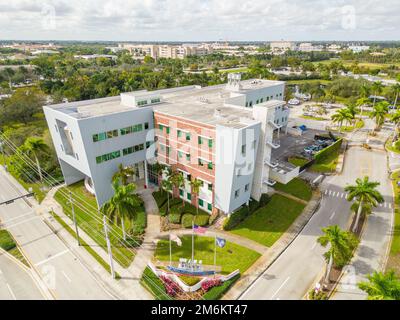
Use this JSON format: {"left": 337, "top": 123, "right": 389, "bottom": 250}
{"left": 69, "top": 191, "right": 80, "bottom": 246}
{"left": 103, "top": 214, "right": 115, "bottom": 279}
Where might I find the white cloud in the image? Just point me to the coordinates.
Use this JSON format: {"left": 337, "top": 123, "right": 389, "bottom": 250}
{"left": 0, "top": 0, "right": 399, "bottom": 41}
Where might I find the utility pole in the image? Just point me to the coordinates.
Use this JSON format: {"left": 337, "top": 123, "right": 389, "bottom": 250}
{"left": 103, "top": 214, "right": 115, "bottom": 279}
{"left": 0, "top": 140, "right": 7, "bottom": 172}
{"left": 69, "top": 191, "right": 80, "bottom": 246}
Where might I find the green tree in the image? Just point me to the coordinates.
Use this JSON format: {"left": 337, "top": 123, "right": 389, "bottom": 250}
{"left": 390, "top": 109, "right": 400, "bottom": 143}
{"left": 370, "top": 101, "right": 389, "bottom": 131}
{"left": 112, "top": 163, "right": 135, "bottom": 186}
{"left": 345, "top": 176, "right": 384, "bottom": 232}
{"left": 371, "top": 81, "right": 384, "bottom": 107}
{"left": 171, "top": 171, "right": 185, "bottom": 206}
{"left": 100, "top": 180, "right": 140, "bottom": 241}
{"left": 161, "top": 177, "right": 172, "bottom": 214}
{"left": 190, "top": 178, "right": 202, "bottom": 215}
{"left": 358, "top": 270, "right": 400, "bottom": 300}
{"left": 331, "top": 108, "right": 354, "bottom": 132}
{"left": 22, "top": 137, "right": 49, "bottom": 182}
{"left": 317, "top": 225, "right": 357, "bottom": 283}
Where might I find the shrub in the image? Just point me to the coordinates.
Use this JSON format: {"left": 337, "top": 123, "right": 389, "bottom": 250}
{"left": 152, "top": 190, "right": 168, "bottom": 209}
{"left": 0, "top": 230, "right": 16, "bottom": 251}
{"left": 160, "top": 275, "right": 182, "bottom": 297}
{"left": 168, "top": 212, "right": 182, "bottom": 224}
{"left": 308, "top": 289, "right": 328, "bottom": 300}
{"left": 201, "top": 278, "right": 222, "bottom": 292}
{"left": 203, "top": 274, "right": 240, "bottom": 300}
{"left": 223, "top": 206, "right": 249, "bottom": 231}
{"left": 259, "top": 194, "right": 270, "bottom": 207}
{"left": 194, "top": 214, "right": 210, "bottom": 227}
{"left": 181, "top": 214, "right": 195, "bottom": 228}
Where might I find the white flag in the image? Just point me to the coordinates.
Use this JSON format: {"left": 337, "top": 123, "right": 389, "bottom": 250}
{"left": 169, "top": 234, "right": 182, "bottom": 246}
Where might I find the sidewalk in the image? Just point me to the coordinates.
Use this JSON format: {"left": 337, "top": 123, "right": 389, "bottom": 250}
{"left": 222, "top": 190, "right": 322, "bottom": 300}
{"left": 36, "top": 185, "right": 154, "bottom": 300}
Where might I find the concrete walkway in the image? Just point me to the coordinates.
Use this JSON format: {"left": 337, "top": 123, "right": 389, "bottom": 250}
{"left": 37, "top": 184, "right": 153, "bottom": 300}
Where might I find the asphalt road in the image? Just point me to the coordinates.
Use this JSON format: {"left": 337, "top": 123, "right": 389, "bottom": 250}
{"left": 0, "top": 252, "right": 44, "bottom": 300}
{"left": 0, "top": 169, "right": 113, "bottom": 300}
{"left": 240, "top": 147, "right": 392, "bottom": 300}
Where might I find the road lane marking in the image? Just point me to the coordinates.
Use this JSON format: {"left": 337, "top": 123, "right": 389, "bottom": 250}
{"left": 328, "top": 190, "right": 332, "bottom": 196}
{"left": 341, "top": 193, "right": 344, "bottom": 198}
{"left": 389, "top": 203, "right": 392, "bottom": 209}
{"left": 62, "top": 271, "right": 72, "bottom": 283}
{"left": 1, "top": 212, "right": 34, "bottom": 224}
{"left": 329, "top": 212, "right": 336, "bottom": 220}
{"left": 270, "top": 276, "right": 290, "bottom": 300}
{"left": 5, "top": 216, "right": 40, "bottom": 229}
{"left": 35, "top": 249, "right": 70, "bottom": 267}
{"left": 311, "top": 242, "right": 317, "bottom": 250}
{"left": 6, "top": 284, "right": 16, "bottom": 300}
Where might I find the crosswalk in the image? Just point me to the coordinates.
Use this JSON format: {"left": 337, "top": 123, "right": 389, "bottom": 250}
{"left": 323, "top": 189, "right": 392, "bottom": 209}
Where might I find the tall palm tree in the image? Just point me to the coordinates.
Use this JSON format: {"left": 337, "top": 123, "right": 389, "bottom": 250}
{"left": 345, "top": 177, "right": 384, "bottom": 233}
{"left": 390, "top": 83, "right": 400, "bottom": 109}
{"left": 161, "top": 177, "right": 172, "bottom": 214}
{"left": 331, "top": 108, "right": 354, "bottom": 132}
{"left": 171, "top": 171, "right": 185, "bottom": 206}
{"left": 356, "top": 97, "right": 370, "bottom": 118}
{"left": 112, "top": 163, "right": 135, "bottom": 186}
{"left": 390, "top": 110, "right": 400, "bottom": 143}
{"left": 370, "top": 101, "right": 389, "bottom": 131}
{"left": 190, "top": 178, "right": 202, "bottom": 215}
{"left": 358, "top": 270, "right": 400, "bottom": 300}
{"left": 22, "top": 137, "right": 49, "bottom": 182}
{"left": 100, "top": 180, "right": 140, "bottom": 241}
{"left": 317, "top": 225, "right": 356, "bottom": 283}
{"left": 371, "top": 81, "right": 384, "bottom": 107}
{"left": 359, "top": 84, "right": 370, "bottom": 100}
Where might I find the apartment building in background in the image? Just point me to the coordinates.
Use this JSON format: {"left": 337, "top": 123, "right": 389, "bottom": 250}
{"left": 270, "top": 41, "right": 297, "bottom": 53}
{"left": 44, "top": 74, "right": 295, "bottom": 215}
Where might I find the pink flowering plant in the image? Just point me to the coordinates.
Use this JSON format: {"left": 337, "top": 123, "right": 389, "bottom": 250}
{"left": 160, "top": 275, "right": 182, "bottom": 297}
{"left": 201, "top": 278, "right": 222, "bottom": 292}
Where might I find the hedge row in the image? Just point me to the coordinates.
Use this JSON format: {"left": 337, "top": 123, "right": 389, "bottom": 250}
{"left": 203, "top": 274, "right": 240, "bottom": 300}
{"left": 223, "top": 194, "right": 270, "bottom": 231}
{"left": 314, "top": 138, "right": 343, "bottom": 163}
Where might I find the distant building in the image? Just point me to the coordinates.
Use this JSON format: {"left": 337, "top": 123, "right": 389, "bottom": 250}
{"left": 270, "top": 41, "right": 297, "bottom": 52}
{"left": 74, "top": 54, "right": 117, "bottom": 61}
{"left": 297, "top": 43, "right": 323, "bottom": 52}
{"left": 348, "top": 45, "right": 370, "bottom": 53}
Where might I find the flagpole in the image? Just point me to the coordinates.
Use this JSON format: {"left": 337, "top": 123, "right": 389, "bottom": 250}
{"left": 214, "top": 234, "right": 217, "bottom": 278}
{"left": 191, "top": 220, "right": 194, "bottom": 268}
{"left": 169, "top": 234, "right": 172, "bottom": 267}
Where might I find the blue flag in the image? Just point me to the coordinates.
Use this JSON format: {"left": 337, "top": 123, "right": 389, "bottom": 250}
{"left": 216, "top": 237, "right": 226, "bottom": 248}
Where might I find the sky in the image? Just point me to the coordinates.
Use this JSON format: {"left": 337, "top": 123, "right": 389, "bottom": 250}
{"left": 0, "top": 0, "right": 399, "bottom": 42}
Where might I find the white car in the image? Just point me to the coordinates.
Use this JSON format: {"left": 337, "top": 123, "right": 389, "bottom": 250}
{"left": 288, "top": 98, "right": 301, "bottom": 105}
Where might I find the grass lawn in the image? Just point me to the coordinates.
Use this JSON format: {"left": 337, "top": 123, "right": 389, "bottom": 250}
{"left": 310, "top": 149, "right": 340, "bottom": 173}
{"left": 230, "top": 194, "right": 306, "bottom": 247}
{"left": 288, "top": 156, "right": 310, "bottom": 167}
{"left": 300, "top": 115, "right": 327, "bottom": 121}
{"left": 140, "top": 266, "right": 172, "bottom": 300}
{"left": 331, "top": 120, "right": 365, "bottom": 133}
{"left": 0, "top": 229, "right": 29, "bottom": 267}
{"left": 273, "top": 178, "right": 312, "bottom": 201}
{"left": 155, "top": 235, "right": 261, "bottom": 275}
{"left": 0, "top": 156, "right": 46, "bottom": 203}
{"left": 54, "top": 181, "right": 145, "bottom": 268}
{"left": 387, "top": 171, "right": 400, "bottom": 276}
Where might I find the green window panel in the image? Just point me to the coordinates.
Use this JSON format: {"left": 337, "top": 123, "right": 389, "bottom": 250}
{"left": 186, "top": 153, "right": 190, "bottom": 161}
{"left": 144, "top": 122, "right": 149, "bottom": 130}
{"left": 207, "top": 203, "right": 212, "bottom": 211}
{"left": 198, "top": 136, "right": 203, "bottom": 144}
{"left": 187, "top": 193, "right": 191, "bottom": 200}
{"left": 198, "top": 199, "right": 204, "bottom": 207}
{"left": 177, "top": 130, "right": 182, "bottom": 138}
{"left": 208, "top": 183, "right": 212, "bottom": 191}
{"left": 186, "top": 132, "right": 190, "bottom": 141}
{"left": 166, "top": 127, "right": 170, "bottom": 134}
{"left": 179, "top": 189, "right": 184, "bottom": 197}
{"left": 208, "top": 139, "right": 213, "bottom": 148}
{"left": 159, "top": 124, "right": 164, "bottom": 131}
{"left": 178, "top": 151, "right": 183, "bottom": 158}
{"left": 208, "top": 162, "right": 213, "bottom": 170}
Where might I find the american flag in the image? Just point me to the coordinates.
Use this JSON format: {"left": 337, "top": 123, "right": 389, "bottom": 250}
{"left": 193, "top": 225, "right": 207, "bottom": 234}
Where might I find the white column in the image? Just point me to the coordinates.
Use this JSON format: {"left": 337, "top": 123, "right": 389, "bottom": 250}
{"left": 144, "top": 160, "right": 149, "bottom": 188}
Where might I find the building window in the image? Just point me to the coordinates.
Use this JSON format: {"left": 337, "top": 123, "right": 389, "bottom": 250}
{"left": 252, "top": 140, "right": 257, "bottom": 149}
{"left": 179, "top": 189, "right": 184, "bottom": 197}
{"left": 198, "top": 199, "right": 204, "bottom": 207}
{"left": 166, "top": 127, "right": 170, "bottom": 134}
{"left": 245, "top": 102, "right": 248, "bottom": 107}
{"left": 249, "top": 101, "right": 253, "bottom": 107}
{"left": 241, "top": 144, "right": 246, "bottom": 156}
{"left": 137, "top": 100, "right": 148, "bottom": 106}
{"left": 260, "top": 98, "right": 264, "bottom": 103}
{"left": 122, "top": 143, "right": 144, "bottom": 156}
{"left": 208, "top": 139, "right": 213, "bottom": 148}
{"left": 144, "top": 122, "right": 149, "bottom": 130}
{"left": 207, "top": 203, "right": 212, "bottom": 211}
{"left": 234, "top": 189, "right": 240, "bottom": 198}
{"left": 198, "top": 136, "right": 203, "bottom": 145}
{"left": 178, "top": 150, "right": 183, "bottom": 158}
{"left": 208, "top": 162, "right": 213, "bottom": 170}
{"left": 245, "top": 184, "right": 249, "bottom": 192}
{"left": 96, "top": 150, "right": 121, "bottom": 164}
{"left": 208, "top": 183, "right": 212, "bottom": 191}
{"left": 60, "top": 144, "right": 64, "bottom": 151}
{"left": 177, "top": 130, "right": 183, "bottom": 138}
{"left": 75, "top": 153, "right": 79, "bottom": 160}
{"left": 151, "top": 98, "right": 161, "bottom": 103}
{"left": 256, "top": 99, "right": 259, "bottom": 104}
{"left": 186, "top": 132, "right": 190, "bottom": 141}
{"left": 198, "top": 158, "right": 204, "bottom": 166}
{"left": 186, "top": 153, "right": 191, "bottom": 161}
{"left": 166, "top": 146, "right": 170, "bottom": 155}
{"left": 160, "top": 144, "right": 165, "bottom": 152}
{"left": 187, "top": 193, "right": 191, "bottom": 200}
{"left": 159, "top": 124, "right": 164, "bottom": 131}
{"left": 54, "top": 124, "right": 58, "bottom": 132}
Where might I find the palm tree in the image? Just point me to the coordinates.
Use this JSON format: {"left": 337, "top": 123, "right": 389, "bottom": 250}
{"left": 161, "top": 177, "right": 172, "bottom": 214}
{"left": 112, "top": 163, "right": 135, "bottom": 186}
{"left": 390, "top": 110, "right": 400, "bottom": 143}
{"left": 358, "top": 270, "right": 400, "bottom": 300}
{"left": 171, "top": 171, "right": 185, "bottom": 206}
{"left": 190, "top": 178, "right": 202, "bottom": 215}
{"left": 22, "top": 137, "right": 49, "bottom": 182}
{"left": 390, "top": 83, "right": 400, "bottom": 109}
{"left": 370, "top": 101, "right": 389, "bottom": 131}
{"left": 371, "top": 81, "right": 384, "bottom": 107}
{"left": 345, "top": 177, "right": 384, "bottom": 233}
{"left": 356, "top": 97, "right": 370, "bottom": 118}
{"left": 331, "top": 108, "right": 354, "bottom": 132}
{"left": 359, "top": 84, "right": 370, "bottom": 100}
{"left": 317, "top": 225, "right": 356, "bottom": 283}
{"left": 100, "top": 180, "right": 140, "bottom": 241}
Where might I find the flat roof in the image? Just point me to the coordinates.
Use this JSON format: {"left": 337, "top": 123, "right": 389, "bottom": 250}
{"left": 45, "top": 79, "right": 284, "bottom": 127}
